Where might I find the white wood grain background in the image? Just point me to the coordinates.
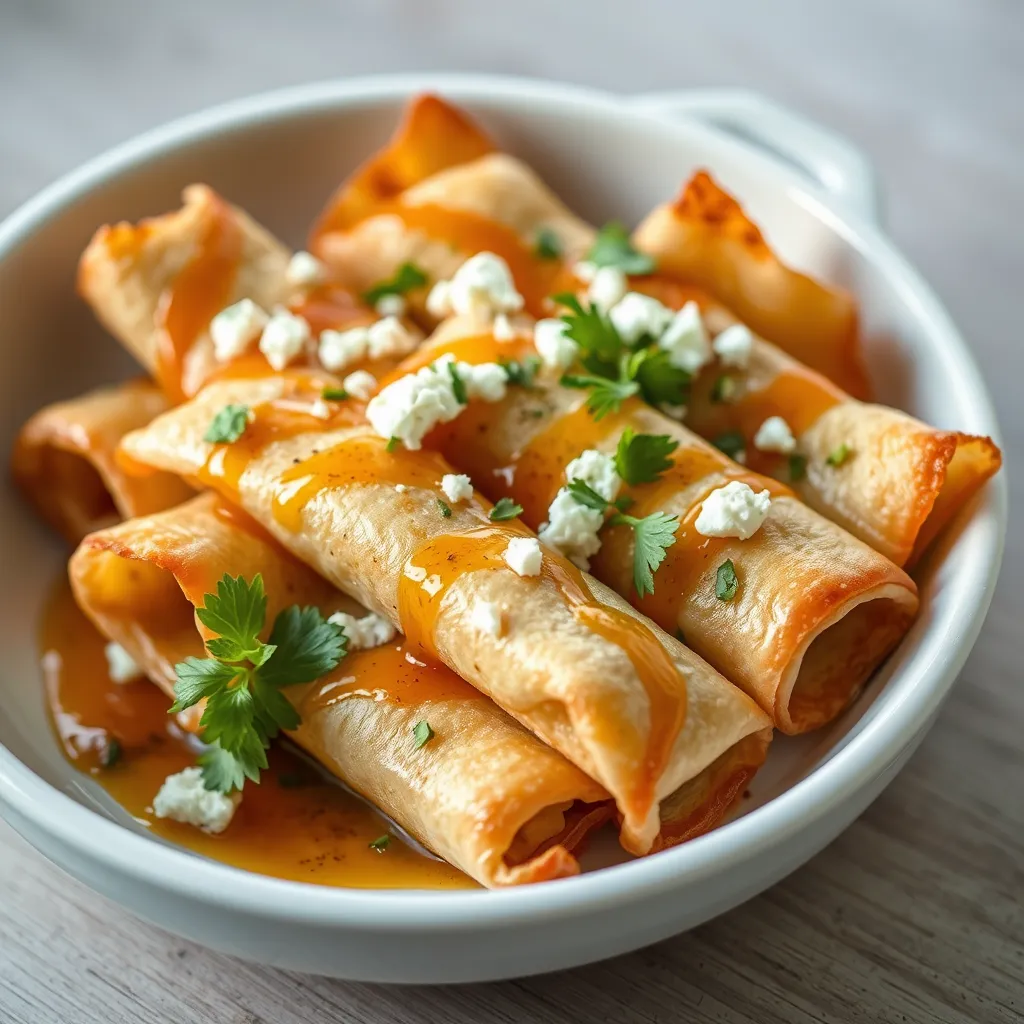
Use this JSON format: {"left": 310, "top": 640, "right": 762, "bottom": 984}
{"left": 1, "top": 1, "right": 1021, "bottom": 1021}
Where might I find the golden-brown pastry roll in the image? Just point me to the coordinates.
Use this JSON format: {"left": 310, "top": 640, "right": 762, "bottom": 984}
{"left": 77, "top": 185, "right": 415, "bottom": 400}
{"left": 309, "top": 94, "right": 594, "bottom": 320}
{"left": 627, "top": 281, "right": 1002, "bottom": 568}
{"left": 11, "top": 380, "right": 193, "bottom": 543}
{"left": 632, "top": 171, "right": 871, "bottom": 398}
{"left": 69, "top": 492, "right": 609, "bottom": 887}
{"left": 120, "top": 377, "right": 771, "bottom": 853}
{"left": 383, "top": 315, "right": 919, "bottom": 734}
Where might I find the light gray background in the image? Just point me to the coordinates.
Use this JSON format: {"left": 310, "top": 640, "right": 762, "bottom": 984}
{"left": 1, "top": 2, "right": 1021, "bottom": 1021}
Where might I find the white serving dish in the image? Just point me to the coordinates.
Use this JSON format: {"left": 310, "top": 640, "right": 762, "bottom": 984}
{"left": 0, "top": 74, "right": 1005, "bottom": 984}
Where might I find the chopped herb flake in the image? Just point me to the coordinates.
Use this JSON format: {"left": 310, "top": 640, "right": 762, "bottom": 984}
{"left": 412, "top": 720, "right": 434, "bottom": 749}
{"left": 437, "top": 498, "right": 452, "bottom": 518}
{"left": 534, "top": 227, "right": 563, "bottom": 261}
{"left": 363, "top": 262, "right": 427, "bottom": 306}
{"left": 712, "top": 431, "right": 746, "bottom": 461}
{"left": 204, "top": 404, "right": 250, "bottom": 444}
{"left": 788, "top": 453, "right": 808, "bottom": 481}
{"left": 826, "top": 443, "right": 852, "bottom": 467}
{"left": 368, "top": 834, "right": 391, "bottom": 852}
{"left": 715, "top": 559, "right": 739, "bottom": 601}
{"left": 587, "top": 222, "right": 655, "bottom": 275}
{"left": 489, "top": 497, "right": 524, "bottom": 522}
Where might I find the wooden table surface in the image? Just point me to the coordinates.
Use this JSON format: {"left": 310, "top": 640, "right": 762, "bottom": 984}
{"left": 1, "top": 1, "right": 1021, "bottom": 1021}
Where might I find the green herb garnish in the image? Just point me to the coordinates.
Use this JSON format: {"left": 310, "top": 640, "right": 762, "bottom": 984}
{"left": 712, "top": 431, "right": 746, "bottom": 461}
{"left": 710, "top": 375, "right": 736, "bottom": 404}
{"left": 386, "top": 436, "right": 400, "bottom": 452}
{"left": 369, "top": 834, "right": 391, "bottom": 852}
{"left": 560, "top": 372, "right": 640, "bottom": 420}
{"left": 614, "top": 428, "right": 678, "bottom": 485}
{"left": 788, "top": 453, "right": 808, "bottom": 481}
{"left": 826, "top": 443, "right": 852, "bottom": 467}
{"left": 321, "top": 387, "right": 348, "bottom": 401}
{"left": 204, "top": 404, "right": 250, "bottom": 444}
{"left": 489, "top": 497, "right": 524, "bottom": 522}
{"left": 586, "top": 222, "right": 655, "bottom": 275}
{"left": 447, "top": 361, "right": 468, "bottom": 405}
{"left": 363, "top": 262, "right": 427, "bottom": 306}
{"left": 715, "top": 560, "right": 739, "bottom": 601}
{"left": 100, "top": 738, "right": 121, "bottom": 768}
{"left": 437, "top": 499, "right": 452, "bottom": 518}
{"left": 412, "top": 720, "right": 434, "bottom": 749}
{"left": 609, "top": 511, "right": 679, "bottom": 599}
{"left": 170, "top": 574, "right": 346, "bottom": 793}
{"left": 500, "top": 355, "right": 541, "bottom": 388}
{"left": 534, "top": 227, "right": 563, "bottom": 261}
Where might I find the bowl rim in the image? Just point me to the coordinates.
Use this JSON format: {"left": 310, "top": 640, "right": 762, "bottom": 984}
{"left": 0, "top": 72, "right": 1007, "bottom": 930}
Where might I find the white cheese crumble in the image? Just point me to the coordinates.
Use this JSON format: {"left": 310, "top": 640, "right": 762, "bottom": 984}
{"left": 395, "top": 484, "right": 408, "bottom": 493}
{"left": 374, "top": 293, "right": 406, "bottom": 317}
{"left": 460, "top": 360, "right": 508, "bottom": 403}
{"left": 104, "top": 642, "right": 141, "bottom": 684}
{"left": 713, "top": 323, "right": 754, "bottom": 369}
{"left": 210, "top": 299, "right": 269, "bottom": 362}
{"left": 470, "top": 600, "right": 503, "bottom": 637}
{"left": 309, "top": 398, "right": 332, "bottom": 420}
{"left": 425, "top": 252, "right": 524, "bottom": 320}
{"left": 259, "top": 311, "right": 311, "bottom": 371}
{"left": 659, "top": 301, "right": 712, "bottom": 373}
{"left": 588, "top": 266, "right": 628, "bottom": 312}
{"left": 366, "top": 316, "right": 417, "bottom": 360}
{"left": 534, "top": 317, "right": 577, "bottom": 371}
{"left": 152, "top": 767, "right": 240, "bottom": 834}
{"left": 537, "top": 449, "right": 621, "bottom": 570}
{"left": 504, "top": 537, "right": 543, "bottom": 577}
{"left": 440, "top": 473, "right": 473, "bottom": 504}
{"left": 609, "top": 292, "right": 673, "bottom": 346}
{"left": 318, "top": 325, "right": 369, "bottom": 373}
{"left": 342, "top": 369, "right": 377, "bottom": 401}
{"left": 327, "top": 610, "right": 396, "bottom": 650}
{"left": 753, "top": 415, "right": 797, "bottom": 454}
{"left": 694, "top": 481, "right": 772, "bottom": 540}
{"left": 573, "top": 261, "right": 598, "bottom": 283}
{"left": 492, "top": 313, "right": 515, "bottom": 341}
{"left": 285, "top": 250, "right": 327, "bottom": 289}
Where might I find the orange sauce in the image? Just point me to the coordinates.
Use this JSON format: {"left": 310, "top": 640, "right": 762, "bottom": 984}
{"left": 292, "top": 282, "right": 377, "bottom": 336}
{"left": 377, "top": 332, "right": 534, "bottom": 387}
{"left": 154, "top": 195, "right": 242, "bottom": 403}
{"left": 39, "top": 578, "right": 471, "bottom": 889}
{"left": 397, "top": 525, "right": 687, "bottom": 814}
{"left": 374, "top": 203, "right": 561, "bottom": 316}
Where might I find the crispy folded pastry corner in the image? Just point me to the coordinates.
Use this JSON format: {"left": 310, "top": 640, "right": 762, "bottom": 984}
{"left": 11, "top": 380, "right": 193, "bottom": 544}
{"left": 69, "top": 492, "right": 610, "bottom": 887}
{"left": 633, "top": 171, "right": 871, "bottom": 399}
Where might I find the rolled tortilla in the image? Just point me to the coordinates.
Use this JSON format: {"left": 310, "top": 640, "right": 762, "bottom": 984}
{"left": 120, "top": 376, "right": 771, "bottom": 853}
{"left": 77, "top": 185, "right": 414, "bottom": 400}
{"left": 384, "top": 315, "right": 920, "bottom": 734}
{"left": 69, "top": 492, "right": 611, "bottom": 887}
{"left": 310, "top": 94, "right": 594, "bottom": 320}
{"left": 11, "top": 380, "right": 193, "bottom": 543}
{"left": 632, "top": 171, "right": 871, "bottom": 398}
{"left": 628, "top": 279, "right": 1002, "bottom": 568}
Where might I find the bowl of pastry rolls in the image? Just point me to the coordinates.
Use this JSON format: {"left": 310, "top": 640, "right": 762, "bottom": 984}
{"left": 0, "top": 74, "right": 1005, "bottom": 982}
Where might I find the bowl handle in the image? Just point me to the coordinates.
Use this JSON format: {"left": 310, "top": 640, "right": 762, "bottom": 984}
{"left": 631, "top": 88, "right": 882, "bottom": 226}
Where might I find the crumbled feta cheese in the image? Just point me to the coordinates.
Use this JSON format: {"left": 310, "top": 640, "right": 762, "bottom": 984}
{"left": 504, "top": 537, "right": 543, "bottom": 577}
{"left": 327, "top": 610, "right": 396, "bottom": 650}
{"left": 609, "top": 292, "right": 673, "bottom": 346}
{"left": 366, "top": 361, "right": 465, "bottom": 449}
{"left": 659, "top": 301, "right": 711, "bottom": 373}
{"left": 366, "top": 316, "right": 418, "bottom": 360}
{"left": 588, "top": 266, "right": 628, "bottom": 312}
{"left": 694, "top": 481, "right": 772, "bottom": 540}
{"left": 470, "top": 601, "right": 504, "bottom": 637}
{"left": 573, "top": 261, "right": 598, "bottom": 283}
{"left": 210, "top": 299, "right": 269, "bottom": 362}
{"left": 565, "top": 449, "right": 621, "bottom": 502}
{"left": 440, "top": 473, "right": 473, "bottom": 504}
{"left": 104, "top": 642, "right": 141, "bottom": 684}
{"left": 259, "top": 311, "right": 311, "bottom": 371}
{"left": 538, "top": 491, "right": 606, "bottom": 571}
{"left": 457, "top": 360, "right": 507, "bottom": 403}
{"left": 421, "top": 573, "right": 443, "bottom": 596}
{"left": 426, "top": 252, "right": 524, "bottom": 319}
{"left": 319, "top": 326, "right": 369, "bottom": 372}
{"left": 534, "top": 317, "right": 577, "bottom": 371}
{"left": 309, "top": 398, "right": 332, "bottom": 420}
{"left": 395, "top": 484, "right": 408, "bottom": 493}
{"left": 713, "top": 323, "right": 754, "bottom": 369}
{"left": 285, "top": 250, "right": 327, "bottom": 289}
{"left": 753, "top": 415, "right": 797, "bottom": 454}
{"left": 342, "top": 369, "right": 377, "bottom": 401}
{"left": 405, "top": 564, "right": 428, "bottom": 583}
{"left": 153, "top": 767, "right": 240, "bottom": 834}
{"left": 492, "top": 313, "right": 515, "bottom": 341}
{"left": 374, "top": 293, "right": 406, "bottom": 317}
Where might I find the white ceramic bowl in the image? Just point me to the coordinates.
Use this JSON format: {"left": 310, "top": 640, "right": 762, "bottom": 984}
{"left": 0, "top": 74, "right": 1006, "bottom": 984}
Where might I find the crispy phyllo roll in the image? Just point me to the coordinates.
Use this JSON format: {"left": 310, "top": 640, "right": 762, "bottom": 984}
{"left": 11, "top": 380, "right": 193, "bottom": 543}
{"left": 381, "top": 314, "right": 919, "bottom": 733}
{"left": 69, "top": 493, "right": 610, "bottom": 887}
{"left": 120, "top": 377, "right": 771, "bottom": 853}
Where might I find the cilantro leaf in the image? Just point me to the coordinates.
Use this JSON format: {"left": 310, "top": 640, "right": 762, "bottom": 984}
{"left": 826, "top": 443, "right": 853, "bottom": 467}
{"left": 712, "top": 431, "right": 746, "bottom": 461}
{"left": 251, "top": 675, "right": 302, "bottom": 733}
{"left": 500, "top": 355, "right": 541, "bottom": 388}
{"left": 788, "top": 453, "right": 808, "bottom": 481}
{"left": 610, "top": 510, "right": 679, "bottom": 597}
{"left": 200, "top": 684, "right": 256, "bottom": 752}
{"left": 614, "top": 428, "right": 678, "bottom": 485}
{"left": 259, "top": 605, "right": 346, "bottom": 688}
{"left": 716, "top": 559, "right": 739, "bottom": 601}
{"left": 567, "top": 479, "right": 612, "bottom": 511}
{"left": 586, "top": 222, "right": 655, "bottom": 275}
{"left": 363, "top": 262, "right": 427, "bottom": 305}
{"left": 554, "top": 294, "right": 624, "bottom": 376}
{"left": 204, "top": 404, "right": 250, "bottom": 444}
{"left": 369, "top": 834, "right": 391, "bottom": 852}
{"left": 560, "top": 373, "right": 639, "bottom": 420}
{"left": 489, "top": 497, "right": 524, "bottom": 521}
{"left": 534, "top": 228, "right": 563, "bottom": 260}
{"left": 710, "top": 374, "right": 736, "bottom": 404}
{"left": 321, "top": 386, "right": 348, "bottom": 401}
{"left": 170, "top": 657, "right": 242, "bottom": 713}
{"left": 630, "top": 348, "right": 691, "bottom": 408}
{"left": 198, "top": 741, "right": 253, "bottom": 793}
{"left": 437, "top": 498, "right": 452, "bottom": 518}
{"left": 447, "top": 361, "right": 468, "bottom": 405}
{"left": 412, "top": 720, "right": 434, "bottom": 749}
{"left": 195, "top": 574, "right": 267, "bottom": 662}
{"left": 386, "top": 436, "right": 400, "bottom": 452}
